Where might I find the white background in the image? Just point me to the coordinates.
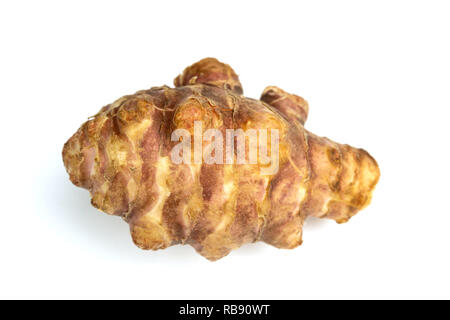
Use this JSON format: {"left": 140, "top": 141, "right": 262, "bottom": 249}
{"left": 1, "top": 0, "right": 449, "bottom": 299}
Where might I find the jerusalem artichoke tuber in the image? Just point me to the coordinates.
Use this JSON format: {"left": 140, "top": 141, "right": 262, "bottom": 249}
{"left": 62, "top": 57, "right": 380, "bottom": 260}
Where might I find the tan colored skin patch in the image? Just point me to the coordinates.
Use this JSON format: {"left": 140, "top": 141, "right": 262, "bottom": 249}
{"left": 62, "top": 57, "right": 380, "bottom": 261}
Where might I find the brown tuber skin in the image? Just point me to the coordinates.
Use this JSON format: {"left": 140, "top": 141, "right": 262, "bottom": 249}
{"left": 62, "top": 58, "right": 380, "bottom": 261}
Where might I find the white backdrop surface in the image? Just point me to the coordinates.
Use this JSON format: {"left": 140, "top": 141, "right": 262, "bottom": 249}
{"left": 0, "top": 1, "right": 449, "bottom": 299}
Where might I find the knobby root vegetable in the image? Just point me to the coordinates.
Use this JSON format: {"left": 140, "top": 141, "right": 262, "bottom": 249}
{"left": 62, "top": 58, "right": 380, "bottom": 261}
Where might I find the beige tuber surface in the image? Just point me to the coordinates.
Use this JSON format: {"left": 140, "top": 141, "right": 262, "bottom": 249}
{"left": 62, "top": 58, "right": 380, "bottom": 261}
